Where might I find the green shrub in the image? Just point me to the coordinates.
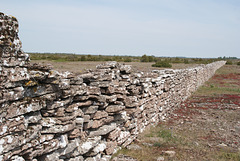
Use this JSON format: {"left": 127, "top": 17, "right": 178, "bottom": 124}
{"left": 226, "top": 60, "right": 233, "bottom": 65}
{"left": 123, "top": 58, "right": 132, "bottom": 62}
{"left": 141, "top": 54, "right": 149, "bottom": 62}
{"left": 237, "top": 62, "right": 240, "bottom": 66}
{"left": 152, "top": 61, "right": 172, "bottom": 68}
{"left": 184, "top": 59, "right": 189, "bottom": 64}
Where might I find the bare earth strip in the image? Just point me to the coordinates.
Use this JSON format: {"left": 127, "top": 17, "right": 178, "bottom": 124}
{"left": 113, "top": 65, "right": 240, "bottom": 161}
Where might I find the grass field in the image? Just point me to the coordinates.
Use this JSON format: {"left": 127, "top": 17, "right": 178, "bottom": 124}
{"left": 30, "top": 60, "right": 199, "bottom": 74}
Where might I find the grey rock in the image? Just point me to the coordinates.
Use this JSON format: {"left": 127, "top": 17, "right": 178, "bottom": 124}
{"left": 89, "top": 123, "right": 116, "bottom": 137}
{"left": 127, "top": 144, "right": 142, "bottom": 150}
{"left": 105, "top": 105, "right": 125, "bottom": 113}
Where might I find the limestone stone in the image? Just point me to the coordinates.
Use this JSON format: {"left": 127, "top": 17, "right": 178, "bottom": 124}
{"left": 67, "top": 156, "right": 84, "bottom": 161}
{"left": 89, "top": 123, "right": 116, "bottom": 137}
{"left": 127, "top": 144, "right": 142, "bottom": 150}
{"left": 91, "top": 116, "right": 114, "bottom": 129}
{"left": 10, "top": 156, "right": 25, "bottom": 161}
{"left": 87, "top": 86, "right": 101, "bottom": 95}
{"left": 77, "top": 136, "right": 101, "bottom": 155}
{"left": 83, "top": 106, "right": 98, "bottom": 115}
{"left": 105, "top": 141, "right": 117, "bottom": 155}
{"left": 124, "top": 96, "right": 139, "bottom": 108}
{"left": 107, "top": 127, "right": 121, "bottom": 141}
{"left": 105, "top": 105, "right": 125, "bottom": 113}
{"left": 117, "top": 131, "right": 131, "bottom": 144}
{"left": 120, "top": 64, "right": 131, "bottom": 74}
{"left": 41, "top": 124, "right": 75, "bottom": 134}
{"left": 93, "top": 111, "right": 108, "bottom": 120}
{"left": 163, "top": 151, "right": 176, "bottom": 157}
{"left": 68, "top": 129, "right": 81, "bottom": 139}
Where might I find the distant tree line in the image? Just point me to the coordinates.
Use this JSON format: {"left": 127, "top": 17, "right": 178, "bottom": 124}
{"left": 28, "top": 53, "right": 239, "bottom": 68}
{"left": 28, "top": 53, "right": 136, "bottom": 62}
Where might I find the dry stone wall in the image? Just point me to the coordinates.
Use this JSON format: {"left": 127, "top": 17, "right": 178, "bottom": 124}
{"left": 0, "top": 12, "right": 226, "bottom": 161}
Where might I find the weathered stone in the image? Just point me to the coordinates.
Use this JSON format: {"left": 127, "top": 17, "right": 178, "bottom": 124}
{"left": 120, "top": 64, "right": 131, "bottom": 74}
{"left": 87, "top": 142, "right": 107, "bottom": 156}
{"left": 107, "top": 127, "right": 121, "bottom": 141}
{"left": 0, "top": 116, "right": 26, "bottom": 136}
{"left": 93, "top": 111, "right": 108, "bottom": 120}
{"left": 24, "top": 111, "right": 42, "bottom": 124}
{"left": 124, "top": 96, "right": 139, "bottom": 108}
{"left": 39, "top": 134, "right": 55, "bottom": 143}
{"left": 6, "top": 100, "right": 43, "bottom": 119}
{"left": 68, "top": 129, "right": 81, "bottom": 139}
{"left": 68, "top": 156, "right": 84, "bottom": 161}
{"left": 70, "top": 76, "right": 83, "bottom": 85}
{"left": 87, "top": 86, "right": 101, "bottom": 95}
{"left": 84, "top": 120, "right": 93, "bottom": 129}
{"left": 0, "top": 125, "right": 41, "bottom": 156}
{"left": 83, "top": 115, "right": 91, "bottom": 122}
{"left": 105, "top": 105, "right": 125, "bottom": 113}
{"left": 122, "top": 135, "right": 137, "bottom": 147}
{"left": 105, "top": 141, "right": 117, "bottom": 155}
{"left": 89, "top": 123, "right": 116, "bottom": 137}
{"left": 90, "top": 81, "right": 111, "bottom": 88}
{"left": 91, "top": 116, "right": 114, "bottom": 129}
{"left": 157, "top": 156, "right": 165, "bottom": 161}
{"left": 46, "top": 99, "right": 72, "bottom": 110}
{"left": 117, "top": 131, "right": 131, "bottom": 144}
{"left": 114, "top": 87, "right": 128, "bottom": 94}
{"left": 10, "top": 156, "right": 25, "bottom": 161}
{"left": 41, "top": 124, "right": 75, "bottom": 134}
{"left": 96, "top": 61, "right": 118, "bottom": 69}
{"left": 83, "top": 106, "right": 98, "bottom": 114}
{"left": 163, "top": 151, "right": 176, "bottom": 157}
{"left": 105, "top": 95, "right": 118, "bottom": 103}
{"left": 127, "top": 144, "right": 142, "bottom": 150}
{"left": 77, "top": 136, "right": 101, "bottom": 154}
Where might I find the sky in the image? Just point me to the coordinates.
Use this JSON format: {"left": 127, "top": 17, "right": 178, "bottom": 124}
{"left": 1, "top": 0, "right": 240, "bottom": 58}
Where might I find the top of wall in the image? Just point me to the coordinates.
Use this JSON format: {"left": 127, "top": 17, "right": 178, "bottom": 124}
{"left": 0, "top": 12, "right": 29, "bottom": 66}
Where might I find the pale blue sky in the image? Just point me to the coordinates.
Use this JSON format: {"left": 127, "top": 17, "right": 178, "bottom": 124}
{"left": 1, "top": 0, "right": 240, "bottom": 58}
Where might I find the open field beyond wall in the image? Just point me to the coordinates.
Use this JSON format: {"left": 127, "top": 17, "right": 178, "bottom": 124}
{"left": 112, "top": 64, "right": 240, "bottom": 161}
{"left": 30, "top": 60, "right": 199, "bottom": 74}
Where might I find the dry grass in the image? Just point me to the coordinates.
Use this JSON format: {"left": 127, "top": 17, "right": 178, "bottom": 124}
{"left": 195, "top": 65, "right": 240, "bottom": 96}
{"left": 30, "top": 60, "right": 199, "bottom": 75}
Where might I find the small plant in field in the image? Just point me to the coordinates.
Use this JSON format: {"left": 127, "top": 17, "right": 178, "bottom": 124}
{"left": 145, "top": 126, "right": 178, "bottom": 145}
{"left": 237, "top": 61, "right": 240, "bottom": 66}
{"left": 226, "top": 60, "right": 233, "bottom": 65}
{"left": 184, "top": 59, "right": 189, "bottom": 64}
{"left": 152, "top": 61, "right": 172, "bottom": 68}
{"left": 124, "top": 58, "right": 132, "bottom": 62}
{"left": 153, "top": 142, "right": 162, "bottom": 147}
{"left": 217, "top": 151, "right": 240, "bottom": 160}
